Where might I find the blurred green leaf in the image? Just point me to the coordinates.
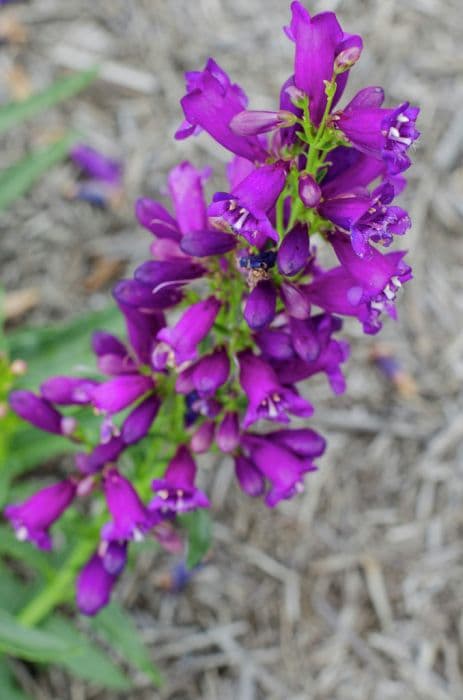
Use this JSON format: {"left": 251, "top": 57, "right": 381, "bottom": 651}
{"left": 0, "top": 133, "right": 78, "bottom": 212}
{"left": 0, "top": 69, "right": 98, "bottom": 135}
{"left": 0, "top": 570, "right": 37, "bottom": 615}
{"left": 43, "top": 616, "right": 132, "bottom": 691}
{"left": 0, "top": 526, "right": 53, "bottom": 579}
{"left": 0, "top": 658, "right": 30, "bottom": 700}
{"left": 181, "top": 509, "right": 212, "bottom": 569}
{"left": 0, "top": 610, "right": 76, "bottom": 662}
{"left": 91, "top": 602, "right": 163, "bottom": 687}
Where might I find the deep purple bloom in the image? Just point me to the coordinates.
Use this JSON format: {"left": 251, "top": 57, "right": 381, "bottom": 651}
{"left": 150, "top": 446, "right": 210, "bottom": 514}
{"left": 9, "top": 390, "right": 72, "bottom": 436}
{"left": 246, "top": 440, "right": 316, "bottom": 507}
{"left": 234, "top": 455, "right": 265, "bottom": 497}
{"left": 244, "top": 280, "right": 277, "bottom": 331}
{"left": 76, "top": 552, "right": 118, "bottom": 616}
{"left": 190, "top": 421, "right": 215, "bottom": 454}
{"left": 208, "top": 163, "right": 287, "bottom": 248}
{"left": 180, "top": 229, "right": 236, "bottom": 257}
{"left": 230, "top": 109, "right": 296, "bottom": 136}
{"left": 277, "top": 225, "right": 310, "bottom": 277}
{"left": 76, "top": 436, "right": 125, "bottom": 475}
{"left": 113, "top": 278, "right": 182, "bottom": 311}
{"left": 40, "top": 376, "right": 97, "bottom": 406}
{"left": 191, "top": 348, "right": 230, "bottom": 397}
{"left": 91, "top": 374, "right": 154, "bottom": 414}
{"left": 156, "top": 296, "right": 221, "bottom": 366}
{"left": 177, "top": 58, "right": 267, "bottom": 161}
{"left": 135, "top": 259, "right": 205, "bottom": 292}
{"left": 280, "top": 282, "right": 311, "bottom": 319}
{"left": 4, "top": 479, "right": 76, "bottom": 550}
{"left": 216, "top": 412, "right": 240, "bottom": 453}
{"left": 101, "top": 468, "right": 152, "bottom": 542}
{"left": 70, "top": 144, "right": 122, "bottom": 185}
{"left": 100, "top": 540, "right": 128, "bottom": 576}
{"left": 135, "top": 197, "right": 181, "bottom": 240}
{"left": 298, "top": 175, "right": 322, "bottom": 208}
{"left": 238, "top": 350, "right": 313, "bottom": 428}
{"left": 121, "top": 395, "right": 161, "bottom": 444}
{"left": 168, "top": 161, "right": 210, "bottom": 234}
{"left": 255, "top": 329, "right": 296, "bottom": 361}
{"left": 268, "top": 428, "right": 326, "bottom": 458}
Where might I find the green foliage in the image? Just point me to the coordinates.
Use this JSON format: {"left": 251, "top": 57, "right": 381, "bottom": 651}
{"left": 181, "top": 509, "right": 213, "bottom": 569}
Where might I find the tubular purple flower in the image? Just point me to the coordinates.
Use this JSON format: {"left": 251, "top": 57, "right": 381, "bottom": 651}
{"left": 4, "top": 479, "right": 77, "bottom": 549}
{"left": 135, "top": 198, "right": 181, "bottom": 240}
{"left": 238, "top": 350, "right": 313, "bottom": 428}
{"left": 75, "top": 436, "right": 125, "bottom": 475}
{"left": 277, "top": 225, "right": 310, "bottom": 276}
{"left": 180, "top": 229, "right": 237, "bottom": 257}
{"left": 255, "top": 329, "right": 296, "bottom": 361}
{"left": 9, "top": 390, "right": 68, "bottom": 435}
{"left": 269, "top": 428, "right": 327, "bottom": 458}
{"left": 91, "top": 375, "right": 154, "bottom": 414}
{"left": 150, "top": 446, "right": 210, "bottom": 514}
{"left": 234, "top": 455, "right": 265, "bottom": 497}
{"left": 216, "top": 412, "right": 240, "bottom": 453}
{"left": 134, "top": 259, "right": 205, "bottom": 292}
{"left": 244, "top": 280, "right": 277, "bottom": 331}
{"left": 101, "top": 467, "right": 152, "bottom": 542}
{"left": 76, "top": 552, "right": 118, "bottom": 616}
{"left": 100, "top": 540, "right": 128, "bottom": 576}
{"left": 208, "top": 162, "right": 287, "bottom": 248}
{"left": 191, "top": 347, "right": 230, "bottom": 397}
{"left": 156, "top": 296, "right": 221, "bottom": 365}
{"left": 70, "top": 144, "right": 122, "bottom": 185}
{"left": 113, "top": 278, "right": 183, "bottom": 311}
{"left": 298, "top": 175, "right": 322, "bottom": 208}
{"left": 167, "top": 161, "right": 210, "bottom": 234}
{"left": 40, "top": 376, "right": 97, "bottom": 405}
{"left": 190, "top": 421, "right": 215, "bottom": 454}
{"left": 121, "top": 395, "right": 161, "bottom": 444}
{"left": 178, "top": 60, "right": 267, "bottom": 161}
{"left": 280, "top": 282, "right": 311, "bottom": 319}
{"left": 230, "top": 109, "right": 296, "bottom": 136}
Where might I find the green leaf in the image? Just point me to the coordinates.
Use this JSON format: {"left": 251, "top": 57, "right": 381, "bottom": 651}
{"left": 0, "top": 569, "right": 38, "bottom": 615}
{"left": 0, "top": 526, "right": 53, "bottom": 579}
{"left": 180, "top": 509, "right": 212, "bottom": 569}
{"left": 0, "top": 610, "right": 76, "bottom": 662}
{"left": 91, "top": 602, "right": 163, "bottom": 687}
{"left": 43, "top": 616, "right": 132, "bottom": 691}
{"left": 0, "top": 133, "right": 78, "bottom": 212}
{"left": 0, "top": 658, "right": 31, "bottom": 700}
{"left": 0, "top": 69, "right": 98, "bottom": 135}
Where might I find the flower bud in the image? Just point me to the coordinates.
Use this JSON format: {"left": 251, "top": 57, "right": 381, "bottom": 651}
{"left": 277, "top": 226, "right": 310, "bottom": 276}
{"left": 298, "top": 174, "right": 322, "bottom": 208}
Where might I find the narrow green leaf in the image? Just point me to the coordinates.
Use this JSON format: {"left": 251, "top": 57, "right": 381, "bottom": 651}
{"left": 43, "top": 616, "right": 132, "bottom": 691}
{"left": 0, "top": 133, "right": 78, "bottom": 212}
{"left": 0, "top": 610, "right": 76, "bottom": 662}
{"left": 181, "top": 509, "right": 212, "bottom": 569}
{"left": 0, "top": 569, "right": 37, "bottom": 615}
{"left": 91, "top": 602, "right": 163, "bottom": 687}
{"left": 0, "top": 69, "right": 98, "bottom": 134}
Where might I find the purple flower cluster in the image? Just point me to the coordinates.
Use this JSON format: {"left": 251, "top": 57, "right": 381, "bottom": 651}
{"left": 4, "top": 2, "right": 419, "bottom": 615}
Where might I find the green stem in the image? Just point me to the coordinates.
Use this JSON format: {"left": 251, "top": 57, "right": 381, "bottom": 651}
{"left": 17, "top": 539, "right": 95, "bottom": 627}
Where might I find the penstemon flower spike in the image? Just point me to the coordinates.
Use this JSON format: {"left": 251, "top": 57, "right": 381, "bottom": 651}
{"left": 5, "top": 1, "right": 419, "bottom": 616}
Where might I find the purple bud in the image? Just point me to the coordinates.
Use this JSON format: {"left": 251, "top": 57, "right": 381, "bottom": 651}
{"left": 113, "top": 279, "right": 182, "bottom": 311}
{"left": 9, "top": 390, "right": 65, "bottom": 435}
{"left": 255, "top": 329, "right": 295, "bottom": 361}
{"left": 269, "top": 428, "right": 326, "bottom": 458}
{"left": 4, "top": 479, "right": 76, "bottom": 549}
{"left": 298, "top": 174, "right": 322, "bottom": 208}
{"left": 192, "top": 348, "right": 230, "bottom": 396}
{"left": 234, "top": 455, "right": 265, "bottom": 497}
{"left": 277, "top": 226, "right": 310, "bottom": 277}
{"left": 135, "top": 198, "right": 180, "bottom": 240}
{"left": 280, "top": 282, "right": 311, "bottom": 319}
{"left": 40, "top": 377, "right": 97, "bottom": 406}
{"left": 134, "top": 259, "right": 205, "bottom": 291}
{"left": 244, "top": 281, "right": 277, "bottom": 330}
{"left": 180, "top": 229, "right": 236, "bottom": 257}
{"left": 100, "top": 541, "right": 127, "bottom": 576}
{"left": 216, "top": 412, "right": 240, "bottom": 453}
{"left": 76, "top": 552, "right": 118, "bottom": 616}
{"left": 334, "top": 35, "right": 363, "bottom": 73}
{"left": 102, "top": 468, "right": 152, "bottom": 542}
{"left": 190, "top": 421, "right": 215, "bottom": 454}
{"left": 70, "top": 144, "right": 122, "bottom": 185}
{"left": 91, "top": 375, "right": 154, "bottom": 414}
{"left": 230, "top": 110, "right": 296, "bottom": 136}
{"left": 121, "top": 395, "right": 161, "bottom": 445}
{"left": 156, "top": 296, "right": 221, "bottom": 365}
{"left": 92, "top": 331, "right": 127, "bottom": 358}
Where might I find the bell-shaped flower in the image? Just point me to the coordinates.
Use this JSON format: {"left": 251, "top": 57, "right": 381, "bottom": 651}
{"left": 150, "top": 446, "right": 210, "bottom": 514}
{"left": 101, "top": 468, "right": 152, "bottom": 542}
{"left": 76, "top": 551, "right": 119, "bottom": 616}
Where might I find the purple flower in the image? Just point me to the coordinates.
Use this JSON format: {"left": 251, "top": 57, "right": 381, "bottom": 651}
{"left": 75, "top": 436, "right": 125, "bottom": 475}
{"left": 238, "top": 350, "right": 313, "bottom": 428}
{"left": 209, "top": 163, "right": 287, "bottom": 248}
{"left": 156, "top": 296, "right": 221, "bottom": 366}
{"left": 286, "top": 2, "right": 361, "bottom": 125}
{"left": 190, "top": 421, "right": 215, "bottom": 454}
{"left": 91, "top": 375, "right": 154, "bottom": 414}
{"left": 121, "top": 395, "right": 161, "bottom": 444}
{"left": 135, "top": 198, "right": 181, "bottom": 240}
{"left": 277, "top": 225, "right": 311, "bottom": 277}
{"left": 168, "top": 161, "right": 210, "bottom": 234}
{"left": 298, "top": 174, "right": 322, "bottom": 208}
{"left": 234, "top": 455, "right": 265, "bottom": 497}
{"left": 100, "top": 540, "right": 128, "bottom": 576}
{"left": 244, "top": 280, "right": 277, "bottom": 331}
{"left": 40, "top": 376, "right": 97, "bottom": 405}
{"left": 4, "top": 479, "right": 77, "bottom": 550}
{"left": 216, "top": 412, "right": 240, "bottom": 453}
{"left": 190, "top": 347, "right": 230, "bottom": 397}
{"left": 334, "top": 88, "right": 420, "bottom": 174}
{"left": 150, "top": 446, "right": 210, "bottom": 514}
{"left": 134, "top": 259, "right": 205, "bottom": 292}
{"left": 70, "top": 144, "right": 122, "bottom": 185}
{"left": 268, "top": 428, "right": 326, "bottom": 458}
{"left": 101, "top": 468, "right": 152, "bottom": 542}
{"left": 245, "top": 439, "right": 316, "bottom": 507}
{"left": 230, "top": 109, "right": 297, "bottom": 136}
{"left": 9, "top": 390, "right": 73, "bottom": 436}
{"left": 180, "top": 229, "right": 236, "bottom": 257}
{"left": 76, "top": 552, "right": 119, "bottom": 616}
{"left": 280, "top": 282, "right": 311, "bottom": 319}
{"left": 255, "top": 328, "right": 296, "bottom": 361}
{"left": 177, "top": 58, "right": 267, "bottom": 161}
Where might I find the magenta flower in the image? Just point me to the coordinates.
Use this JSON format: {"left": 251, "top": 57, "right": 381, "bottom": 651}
{"left": 150, "top": 446, "right": 209, "bottom": 514}
{"left": 76, "top": 551, "right": 119, "bottom": 616}
{"left": 9, "top": 390, "right": 73, "bottom": 436}
{"left": 101, "top": 468, "right": 152, "bottom": 542}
